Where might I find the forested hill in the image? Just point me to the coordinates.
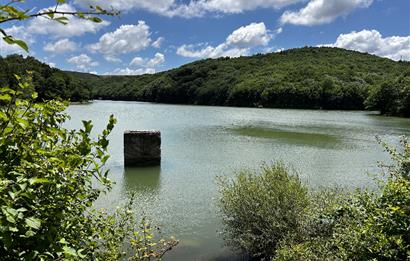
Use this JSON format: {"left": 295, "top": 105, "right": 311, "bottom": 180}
{"left": 73, "top": 47, "right": 410, "bottom": 116}
{"left": 0, "top": 54, "right": 93, "bottom": 101}
{"left": 1, "top": 47, "right": 409, "bottom": 116}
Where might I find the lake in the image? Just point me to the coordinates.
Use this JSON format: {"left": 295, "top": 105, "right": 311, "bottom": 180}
{"left": 66, "top": 100, "right": 410, "bottom": 260}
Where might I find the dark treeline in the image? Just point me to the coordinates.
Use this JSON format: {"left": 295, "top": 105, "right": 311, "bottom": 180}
{"left": 0, "top": 54, "right": 92, "bottom": 102}
{"left": 72, "top": 47, "right": 410, "bottom": 117}
{"left": 1, "top": 47, "right": 409, "bottom": 116}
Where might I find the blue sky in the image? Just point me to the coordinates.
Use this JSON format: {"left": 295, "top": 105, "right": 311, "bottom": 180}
{"left": 1, "top": 0, "right": 409, "bottom": 75}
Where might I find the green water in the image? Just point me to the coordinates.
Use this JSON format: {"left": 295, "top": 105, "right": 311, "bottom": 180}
{"left": 66, "top": 101, "right": 410, "bottom": 260}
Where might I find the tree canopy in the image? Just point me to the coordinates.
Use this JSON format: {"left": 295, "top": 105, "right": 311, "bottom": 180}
{"left": 75, "top": 47, "right": 409, "bottom": 117}
{"left": 1, "top": 47, "right": 409, "bottom": 116}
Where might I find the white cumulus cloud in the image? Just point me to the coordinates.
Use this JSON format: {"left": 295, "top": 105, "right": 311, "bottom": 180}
{"left": 177, "top": 43, "right": 249, "bottom": 58}
{"left": 152, "top": 37, "right": 165, "bottom": 48}
{"left": 127, "top": 53, "right": 165, "bottom": 76}
{"left": 130, "top": 56, "right": 145, "bottom": 66}
{"left": 88, "top": 21, "right": 152, "bottom": 61}
{"left": 28, "top": 4, "right": 109, "bottom": 38}
{"left": 130, "top": 53, "right": 165, "bottom": 67}
{"left": 226, "top": 22, "right": 272, "bottom": 48}
{"left": 198, "top": 0, "right": 303, "bottom": 14}
{"left": 107, "top": 67, "right": 156, "bottom": 75}
{"left": 324, "top": 29, "right": 410, "bottom": 61}
{"left": 68, "top": 54, "right": 99, "bottom": 71}
{"left": 44, "top": 39, "right": 78, "bottom": 53}
{"left": 177, "top": 22, "right": 273, "bottom": 59}
{"left": 75, "top": 0, "right": 304, "bottom": 18}
{"left": 75, "top": 0, "right": 175, "bottom": 15}
{"left": 280, "top": 0, "right": 373, "bottom": 26}
{"left": 146, "top": 53, "right": 165, "bottom": 67}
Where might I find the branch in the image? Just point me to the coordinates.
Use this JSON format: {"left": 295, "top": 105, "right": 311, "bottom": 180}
{"left": 0, "top": 10, "right": 117, "bottom": 24}
{"left": 0, "top": 3, "right": 118, "bottom": 52}
{"left": 0, "top": 28, "right": 7, "bottom": 37}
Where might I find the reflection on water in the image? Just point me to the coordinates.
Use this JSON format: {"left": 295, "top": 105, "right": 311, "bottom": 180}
{"left": 231, "top": 126, "right": 340, "bottom": 148}
{"left": 123, "top": 166, "right": 161, "bottom": 194}
{"left": 65, "top": 101, "right": 410, "bottom": 260}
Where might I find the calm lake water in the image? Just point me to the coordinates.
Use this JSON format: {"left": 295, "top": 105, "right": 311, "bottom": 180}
{"left": 66, "top": 100, "right": 410, "bottom": 260}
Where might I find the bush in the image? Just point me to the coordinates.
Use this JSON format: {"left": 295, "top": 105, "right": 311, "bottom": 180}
{"left": 275, "top": 137, "right": 410, "bottom": 260}
{"left": 218, "top": 139, "right": 410, "bottom": 260}
{"left": 0, "top": 75, "right": 177, "bottom": 260}
{"left": 217, "top": 162, "right": 309, "bottom": 258}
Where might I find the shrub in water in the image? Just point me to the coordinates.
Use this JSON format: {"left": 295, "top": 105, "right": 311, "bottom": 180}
{"left": 217, "top": 162, "right": 309, "bottom": 258}
{"left": 276, "top": 137, "right": 410, "bottom": 260}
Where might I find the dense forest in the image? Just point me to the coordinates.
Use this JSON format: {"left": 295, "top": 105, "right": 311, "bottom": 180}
{"left": 0, "top": 55, "right": 92, "bottom": 101}
{"left": 1, "top": 47, "right": 409, "bottom": 116}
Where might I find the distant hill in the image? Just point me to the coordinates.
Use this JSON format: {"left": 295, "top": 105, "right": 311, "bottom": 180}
{"left": 0, "top": 54, "right": 92, "bottom": 101}
{"left": 1, "top": 47, "right": 409, "bottom": 116}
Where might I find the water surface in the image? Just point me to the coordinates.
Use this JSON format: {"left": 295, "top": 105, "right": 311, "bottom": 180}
{"left": 66, "top": 101, "right": 410, "bottom": 260}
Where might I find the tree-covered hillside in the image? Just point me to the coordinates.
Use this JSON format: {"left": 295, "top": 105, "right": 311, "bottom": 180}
{"left": 0, "top": 55, "right": 93, "bottom": 102}
{"left": 2, "top": 47, "right": 409, "bottom": 116}
{"left": 80, "top": 47, "right": 410, "bottom": 116}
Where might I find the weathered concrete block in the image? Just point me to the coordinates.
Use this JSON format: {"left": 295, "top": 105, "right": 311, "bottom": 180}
{"left": 124, "top": 130, "right": 161, "bottom": 167}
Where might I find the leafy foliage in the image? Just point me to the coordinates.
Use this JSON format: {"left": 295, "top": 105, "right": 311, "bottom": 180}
{"left": 218, "top": 138, "right": 410, "bottom": 260}
{"left": 217, "top": 163, "right": 309, "bottom": 258}
{"left": 366, "top": 71, "right": 410, "bottom": 117}
{"left": 0, "top": 0, "right": 118, "bottom": 52}
{"left": 75, "top": 47, "right": 409, "bottom": 116}
{"left": 0, "top": 55, "right": 92, "bottom": 102}
{"left": 0, "top": 75, "right": 176, "bottom": 260}
{"left": 0, "top": 3, "right": 177, "bottom": 259}
{"left": 2, "top": 47, "right": 409, "bottom": 116}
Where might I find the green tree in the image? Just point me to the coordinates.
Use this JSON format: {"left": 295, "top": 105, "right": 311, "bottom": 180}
{"left": 1, "top": 3, "right": 177, "bottom": 259}
{"left": 0, "top": 75, "right": 177, "bottom": 259}
{"left": 217, "top": 163, "right": 309, "bottom": 258}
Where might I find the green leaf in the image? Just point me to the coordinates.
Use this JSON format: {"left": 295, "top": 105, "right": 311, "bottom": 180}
{"left": 3, "top": 36, "right": 13, "bottom": 45}
{"left": 88, "top": 17, "right": 102, "bottom": 23}
{"left": 18, "top": 183, "right": 27, "bottom": 191}
{"left": 77, "top": 249, "right": 86, "bottom": 258}
{"left": 15, "top": 99, "right": 29, "bottom": 107}
{"left": 54, "top": 16, "right": 69, "bottom": 25}
{"left": 3, "top": 36, "right": 29, "bottom": 52}
{"left": 63, "top": 246, "right": 78, "bottom": 257}
{"left": 2, "top": 207, "right": 17, "bottom": 223}
{"left": 13, "top": 39, "right": 29, "bottom": 52}
{"left": 9, "top": 227, "right": 19, "bottom": 232}
{"left": 8, "top": 191, "right": 16, "bottom": 200}
{"left": 0, "top": 94, "right": 12, "bottom": 102}
{"left": 0, "top": 111, "right": 8, "bottom": 121}
{"left": 29, "top": 178, "right": 51, "bottom": 185}
{"left": 82, "top": 120, "right": 93, "bottom": 133}
{"left": 25, "top": 217, "right": 41, "bottom": 230}
{"left": 16, "top": 118, "right": 28, "bottom": 128}
{"left": 25, "top": 230, "right": 35, "bottom": 237}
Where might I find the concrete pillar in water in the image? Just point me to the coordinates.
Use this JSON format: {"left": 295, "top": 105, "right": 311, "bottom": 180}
{"left": 124, "top": 130, "right": 161, "bottom": 167}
